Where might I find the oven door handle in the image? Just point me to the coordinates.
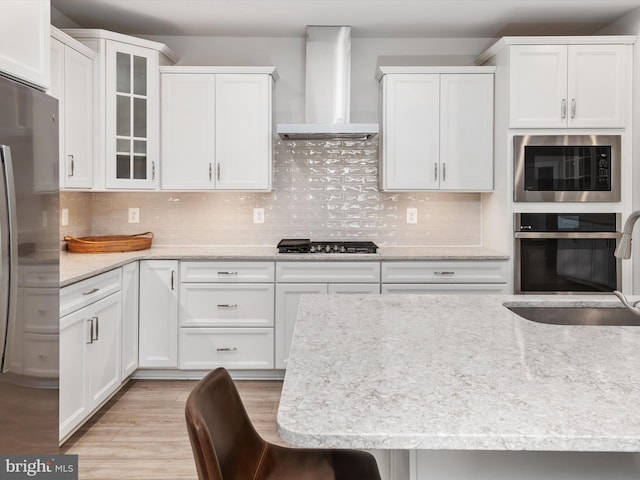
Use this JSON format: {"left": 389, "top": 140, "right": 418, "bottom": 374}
{"left": 515, "top": 232, "right": 621, "bottom": 239}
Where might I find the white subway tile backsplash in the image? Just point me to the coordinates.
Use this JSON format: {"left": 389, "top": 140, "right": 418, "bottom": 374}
{"left": 60, "top": 137, "right": 483, "bottom": 247}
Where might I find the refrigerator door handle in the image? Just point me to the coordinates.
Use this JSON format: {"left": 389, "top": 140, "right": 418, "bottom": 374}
{"left": 0, "top": 145, "right": 18, "bottom": 373}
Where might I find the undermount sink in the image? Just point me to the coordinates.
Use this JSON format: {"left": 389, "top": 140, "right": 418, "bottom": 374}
{"left": 505, "top": 305, "right": 640, "bottom": 326}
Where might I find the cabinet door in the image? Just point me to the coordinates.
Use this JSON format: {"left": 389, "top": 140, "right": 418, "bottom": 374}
{"left": 567, "top": 45, "right": 628, "bottom": 128}
{"left": 161, "top": 73, "right": 215, "bottom": 190}
{"left": 439, "top": 74, "right": 493, "bottom": 191}
{"left": 121, "top": 262, "right": 139, "bottom": 378}
{"left": 381, "top": 74, "right": 440, "bottom": 190}
{"left": 215, "top": 74, "right": 272, "bottom": 190}
{"left": 64, "top": 45, "right": 95, "bottom": 189}
{"left": 105, "top": 42, "right": 159, "bottom": 189}
{"left": 88, "top": 293, "right": 122, "bottom": 408}
{"left": 0, "top": 0, "right": 50, "bottom": 89}
{"left": 509, "top": 45, "right": 567, "bottom": 128}
{"left": 275, "top": 284, "right": 327, "bottom": 369}
{"left": 138, "top": 260, "right": 178, "bottom": 367}
{"left": 59, "top": 308, "right": 90, "bottom": 441}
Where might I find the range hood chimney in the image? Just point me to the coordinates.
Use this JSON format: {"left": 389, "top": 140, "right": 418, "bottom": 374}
{"left": 277, "top": 26, "right": 379, "bottom": 140}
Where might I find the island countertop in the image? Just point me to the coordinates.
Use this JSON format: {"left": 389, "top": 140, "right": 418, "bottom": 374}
{"left": 277, "top": 294, "right": 640, "bottom": 452}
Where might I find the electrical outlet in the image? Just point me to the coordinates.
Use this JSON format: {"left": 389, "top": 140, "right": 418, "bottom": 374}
{"left": 61, "top": 208, "right": 69, "bottom": 226}
{"left": 253, "top": 207, "right": 265, "bottom": 224}
{"left": 128, "top": 207, "right": 140, "bottom": 224}
{"left": 406, "top": 207, "right": 418, "bottom": 224}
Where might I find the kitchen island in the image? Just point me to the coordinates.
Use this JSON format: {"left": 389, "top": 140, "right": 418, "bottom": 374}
{"left": 277, "top": 294, "right": 640, "bottom": 479}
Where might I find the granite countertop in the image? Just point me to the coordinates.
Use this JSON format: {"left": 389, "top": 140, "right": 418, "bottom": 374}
{"left": 277, "top": 294, "right": 640, "bottom": 452}
{"left": 60, "top": 245, "right": 508, "bottom": 286}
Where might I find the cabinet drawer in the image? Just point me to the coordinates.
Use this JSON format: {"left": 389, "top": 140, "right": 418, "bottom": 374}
{"left": 382, "top": 283, "right": 509, "bottom": 294}
{"left": 181, "top": 262, "right": 275, "bottom": 282}
{"left": 179, "top": 328, "right": 274, "bottom": 370}
{"left": 23, "top": 333, "right": 59, "bottom": 378}
{"left": 60, "top": 268, "right": 122, "bottom": 317}
{"left": 180, "top": 283, "right": 274, "bottom": 327}
{"left": 276, "top": 262, "right": 380, "bottom": 283}
{"left": 381, "top": 261, "right": 507, "bottom": 284}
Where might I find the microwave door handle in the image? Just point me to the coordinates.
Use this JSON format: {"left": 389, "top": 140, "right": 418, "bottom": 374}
{"left": 0, "top": 146, "right": 18, "bottom": 373}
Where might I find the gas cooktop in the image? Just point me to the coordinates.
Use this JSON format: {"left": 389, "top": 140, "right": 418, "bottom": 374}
{"left": 277, "top": 239, "right": 379, "bottom": 254}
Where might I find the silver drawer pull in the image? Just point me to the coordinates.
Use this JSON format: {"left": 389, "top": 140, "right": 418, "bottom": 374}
{"left": 217, "top": 304, "right": 239, "bottom": 308}
{"left": 83, "top": 287, "right": 99, "bottom": 296}
{"left": 434, "top": 271, "right": 455, "bottom": 275}
{"left": 217, "top": 271, "right": 238, "bottom": 275}
{"left": 216, "top": 347, "right": 237, "bottom": 352}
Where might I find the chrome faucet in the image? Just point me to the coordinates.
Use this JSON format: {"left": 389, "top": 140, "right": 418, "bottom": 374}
{"left": 613, "top": 210, "right": 640, "bottom": 316}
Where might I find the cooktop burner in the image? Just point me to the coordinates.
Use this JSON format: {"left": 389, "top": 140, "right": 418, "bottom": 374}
{"left": 277, "top": 239, "right": 379, "bottom": 254}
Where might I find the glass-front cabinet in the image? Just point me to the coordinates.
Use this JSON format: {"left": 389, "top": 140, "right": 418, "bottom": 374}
{"left": 63, "top": 29, "right": 177, "bottom": 190}
{"left": 108, "top": 42, "right": 156, "bottom": 188}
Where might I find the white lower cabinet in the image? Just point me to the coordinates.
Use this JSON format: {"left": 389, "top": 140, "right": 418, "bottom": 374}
{"left": 178, "top": 261, "right": 275, "bottom": 370}
{"left": 121, "top": 262, "right": 139, "bottom": 378}
{"left": 59, "top": 269, "right": 123, "bottom": 442}
{"left": 179, "top": 328, "right": 274, "bottom": 370}
{"left": 275, "top": 262, "right": 381, "bottom": 369}
{"left": 138, "top": 260, "right": 179, "bottom": 368}
{"left": 382, "top": 261, "right": 508, "bottom": 294}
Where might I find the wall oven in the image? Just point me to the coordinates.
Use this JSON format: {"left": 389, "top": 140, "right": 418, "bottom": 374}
{"left": 514, "top": 213, "right": 621, "bottom": 294}
{"left": 514, "top": 135, "right": 621, "bottom": 202}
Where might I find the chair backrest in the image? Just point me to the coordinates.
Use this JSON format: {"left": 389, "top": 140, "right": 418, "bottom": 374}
{"left": 185, "top": 368, "right": 267, "bottom": 480}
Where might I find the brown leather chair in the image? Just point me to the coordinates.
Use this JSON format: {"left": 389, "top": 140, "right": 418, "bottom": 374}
{"left": 185, "top": 367, "right": 381, "bottom": 480}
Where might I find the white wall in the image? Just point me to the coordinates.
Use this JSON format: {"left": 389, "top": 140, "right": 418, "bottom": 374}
{"left": 144, "top": 35, "right": 493, "bottom": 123}
{"left": 599, "top": 7, "right": 640, "bottom": 293}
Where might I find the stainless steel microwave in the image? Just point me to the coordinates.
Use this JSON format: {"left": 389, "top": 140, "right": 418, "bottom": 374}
{"left": 514, "top": 135, "right": 621, "bottom": 202}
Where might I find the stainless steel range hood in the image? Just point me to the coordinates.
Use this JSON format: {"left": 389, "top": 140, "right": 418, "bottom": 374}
{"left": 277, "top": 26, "right": 378, "bottom": 140}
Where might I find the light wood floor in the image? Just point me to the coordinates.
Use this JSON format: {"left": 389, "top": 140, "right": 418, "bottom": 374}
{"left": 61, "top": 379, "right": 287, "bottom": 480}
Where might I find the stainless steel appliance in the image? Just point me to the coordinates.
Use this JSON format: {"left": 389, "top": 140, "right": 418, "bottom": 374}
{"left": 0, "top": 75, "right": 59, "bottom": 453}
{"left": 277, "top": 239, "right": 378, "bottom": 254}
{"left": 514, "top": 213, "right": 620, "bottom": 294}
{"left": 514, "top": 135, "right": 621, "bottom": 202}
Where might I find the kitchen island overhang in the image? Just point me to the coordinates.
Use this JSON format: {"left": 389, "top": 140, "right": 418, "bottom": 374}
{"left": 277, "top": 294, "right": 640, "bottom": 453}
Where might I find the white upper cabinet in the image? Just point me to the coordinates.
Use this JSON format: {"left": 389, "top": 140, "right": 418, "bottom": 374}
{"left": 63, "top": 29, "right": 178, "bottom": 190}
{"left": 50, "top": 28, "right": 97, "bottom": 190}
{"left": 160, "top": 67, "right": 277, "bottom": 191}
{"left": 509, "top": 43, "right": 631, "bottom": 129}
{"left": 0, "top": 0, "right": 50, "bottom": 90}
{"left": 378, "top": 67, "right": 494, "bottom": 192}
{"left": 440, "top": 74, "right": 494, "bottom": 190}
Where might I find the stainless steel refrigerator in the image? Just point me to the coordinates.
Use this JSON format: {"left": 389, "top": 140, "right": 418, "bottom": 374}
{"left": 0, "top": 74, "right": 59, "bottom": 453}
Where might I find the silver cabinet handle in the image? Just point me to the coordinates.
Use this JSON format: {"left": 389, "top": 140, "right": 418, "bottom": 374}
{"left": 83, "top": 288, "right": 99, "bottom": 296}
{"left": 216, "top": 347, "right": 237, "bottom": 352}
{"left": 209, "top": 163, "right": 212, "bottom": 181}
{"left": 217, "top": 304, "right": 238, "bottom": 308}
{"left": 217, "top": 163, "right": 220, "bottom": 181}
{"left": 571, "top": 98, "right": 576, "bottom": 118}
{"left": 561, "top": 98, "right": 567, "bottom": 118}
{"left": 434, "top": 162, "right": 438, "bottom": 182}
{"left": 152, "top": 161, "right": 156, "bottom": 180}
{"left": 95, "top": 316, "right": 99, "bottom": 341}
{"left": 87, "top": 317, "right": 95, "bottom": 344}
{"left": 170, "top": 270, "right": 175, "bottom": 290}
{"left": 434, "top": 271, "right": 455, "bottom": 275}
{"left": 68, "top": 155, "right": 74, "bottom": 176}
{"left": 442, "top": 163, "right": 446, "bottom": 182}
{"left": 217, "top": 271, "right": 238, "bottom": 276}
